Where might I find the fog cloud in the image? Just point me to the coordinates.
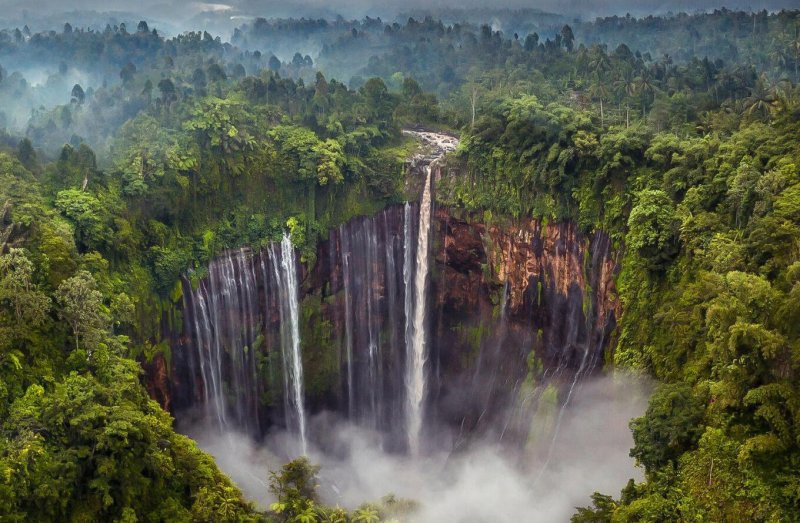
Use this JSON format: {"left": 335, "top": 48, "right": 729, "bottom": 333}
{"left": 186, "top": 373, "right": 650, "bottom": 522}
{"left": 1, "top": 0, "right": 797, "bottom": 34}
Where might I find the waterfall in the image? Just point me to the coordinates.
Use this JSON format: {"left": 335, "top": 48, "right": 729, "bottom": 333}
{"left": 403, "top": 203, "right": 414, "bottom": 394}
{"left": 270, "top": 233, "right": 308, "bottom": 455}
{"left": 170, "top": 214, "right": 619, "bottom": 462}
{"left": 406, "top": 165, "right": 433, "bottom": 455}
{"left": 172, "top": 130, "right": 460, "bottom": 452}
{"left": 340, "top": 225, "right": 355, "bottom": 419}
{"left": 383, "top": 212, "right": 399, "bottom": 358}
{"left": 184, "top": 282, "right": 227, "bottom": 428}
{"left": 365, "top": 220, "right": 381, "bottom": 428}
{"left": 182, "top": 249, "right": 260, "bottom": 434}
{"left": 382, "top": 211, "right": 402, "bottom": 439}
{"left": 534, "top": 234, "right": 608, "bottom": 482}
{"left": 170, "top": 184, "right": 620, "bottom": 462}
{"left": 533, "top": 323, "right": 593, "bottom": 485}
{"left": 336, "top": 217, "right": 392, "bottom": 431}
{"left": 166, "top": 132, "right": 625, "bottom": 460}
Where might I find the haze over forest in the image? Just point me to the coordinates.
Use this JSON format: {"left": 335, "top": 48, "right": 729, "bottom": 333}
{"left": 2, "top": 0, "right": 800, "bottom": 32}
{"left": 0, "top": 0, "right": 798, "bottom": 521}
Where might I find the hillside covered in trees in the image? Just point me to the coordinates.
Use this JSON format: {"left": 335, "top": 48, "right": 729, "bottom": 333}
{"left": 0, "top": 5, "right": 799, "bottom": 522}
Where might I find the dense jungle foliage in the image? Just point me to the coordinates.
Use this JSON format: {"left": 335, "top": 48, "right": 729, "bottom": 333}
{"left": 0, "top": 7, "right": 799, "bottom": 522}
{"left": 0, "top": 20, "right": 427, "bottom": 521}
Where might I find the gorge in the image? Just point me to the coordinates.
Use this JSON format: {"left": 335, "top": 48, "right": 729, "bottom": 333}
{"left": 3, "top": 8, "right": 798, "bottom": 521}
{"left": 143, "top": 131, "right": 643, "bottom": 517}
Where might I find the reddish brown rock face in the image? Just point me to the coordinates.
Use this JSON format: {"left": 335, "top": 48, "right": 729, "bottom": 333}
{"left": 436, "top": 211, "right": 620, "bottom": 341}
{"left": 143, "top": 352, "right": 172, "bottom": 413}
{"left": 429, "top": 209, "right": 620, "bottom": 439}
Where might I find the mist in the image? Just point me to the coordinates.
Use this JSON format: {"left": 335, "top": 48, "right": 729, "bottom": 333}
{"left": 3, "top": 0, "right": 800, "bottom": 15}
{"left": 2, "top": 0, "right": 799, "bottom": 36}
{"left": 0, "top": 0, "right": 795, "bottom": 151}
{"left": 184, "top": 373, "right": 650, "bottom": 522}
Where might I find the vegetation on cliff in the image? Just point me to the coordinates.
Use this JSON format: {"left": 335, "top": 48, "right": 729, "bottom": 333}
{"left": 437, "top": 16, "right": 800, "bottom": 522}
{"left": 0, "top": 23, "right": 424, "bottom": 520}
{"left": 0, "top": 7, "right": 798, "bottom": 521}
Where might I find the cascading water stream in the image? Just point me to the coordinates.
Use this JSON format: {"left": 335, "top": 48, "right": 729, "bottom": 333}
{"left": 534, "top": 244, "right": 600, "bottom": 484}
{"left": 185, "top": 283, "right": 227, "bottom": 429}
{"left": 406, "top": 165, "right": 433, "bottom": 455}
{"left": 365, "top": 221, "right": 381, "bottom": 427}
{"left": 336, "top": 217, "right": 393, "bottom": 431}
{"left": 270, "top": 233, "right": 308, "bottom": 455}
{"left": 183, "top": 249, "right": 263, "bottom": 434}
{"left": 340, "top": 226, "right": 355, "bottom": 420}
{"left": 532, "top": 342, "right": 591, "bottom": 485}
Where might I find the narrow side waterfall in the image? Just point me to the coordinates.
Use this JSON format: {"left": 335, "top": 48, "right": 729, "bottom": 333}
{"left": 270, "top": 233, "right": 308, "bottom": 455}
{"left": 406, "top": 165, "right": 433, "bottom": 454}
{"left": 534, "top": 232, "right": 609, "bottom": 481}
{"left": 334, "top": 212, "right": 406, "bottom": 435}
{"left": 179, "top": 235, "right": 309, "bottom": 453}
{"left": 183, "top": 282, "right": 226, "bottom": 428}
{"left": 340, "top": 225, "right": 355, "bottom": 419}
{"left": 181, "top": 249, "right": 260, "bottom": 434}
{"left": 403, "top": 203, "right": 414, "bottom": 404}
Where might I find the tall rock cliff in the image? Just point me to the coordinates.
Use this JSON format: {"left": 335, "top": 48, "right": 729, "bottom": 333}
{"left": 148, "top": 131, "right": 621, "bottom": 451}
{"left": 152, "top": 202, "right": 620, "bottom": 451}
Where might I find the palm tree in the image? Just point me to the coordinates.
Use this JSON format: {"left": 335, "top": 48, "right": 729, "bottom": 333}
{"left": 714, "top": 69, "right": 737, "bottom": 102}
{"left": 560, "top": 24, "right": 575, "bottom": 51}
{"left": 717, "top": 65, "right": 754, "bottom": 103}
{"left": 588, "top": 78, "right": 611, "bottom": 127}
{"left": 216, "top": 486, "right": 242, "bottom": 521}
{"left": 588, "top": 48, "right": 612, "bottom": 79}
{"left": 744, "top": 75, "right": 778, "bottom": 121}
{"left": 353, "top": 505, "right": 381, "bottom": 523}
{"left": 770, "top": 81, "right": 799, "bottom": 116}
{"left": 0, "top": 349, "right": 23, "bottom": 374}
{"left": 294, "top": 506, "right": 318, "bottom": 523}
{"left": 613, "top": 68, "right": 637, "bottom": 127}
{"left": 635, "top": 69, "right": 658, "bottom": 118}
{"left": 320, "top": 507, "right": 349, "bottom": 523}
{"left": 659, "top": 53, "right": 674, "bottom": 78}
{"left": 695, "top": 111, "right": 715, "bottom": 136}
{"left": 768, "top": 39, "right": 790, "bottom": 76}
